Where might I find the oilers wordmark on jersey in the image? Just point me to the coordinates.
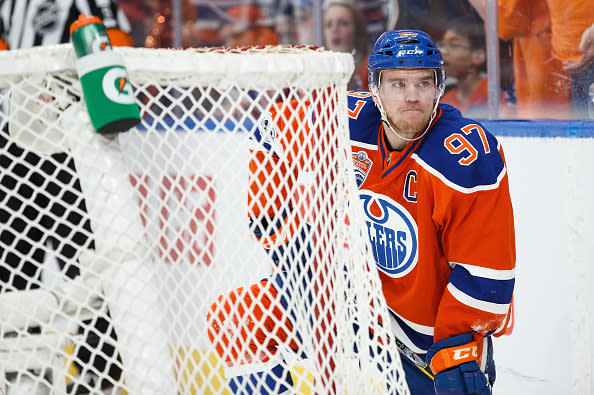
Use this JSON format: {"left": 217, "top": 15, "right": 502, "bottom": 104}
{"left": 360, "top": 189, "right": 418, "bottom": 278}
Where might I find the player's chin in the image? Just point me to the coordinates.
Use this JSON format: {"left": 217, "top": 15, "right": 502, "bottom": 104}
{"left": 398, "top": 113, "right": 431, "bottom": 132}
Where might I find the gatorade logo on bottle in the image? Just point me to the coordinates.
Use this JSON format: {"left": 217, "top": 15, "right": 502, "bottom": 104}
{"left": 90, "top": 34, "right": 112, "bottom": 53}
{"left": 103, "top": 68, "right": 135, "bottom": 105}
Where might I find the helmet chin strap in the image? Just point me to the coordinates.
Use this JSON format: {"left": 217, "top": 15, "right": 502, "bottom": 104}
{"left": 372, "top": 69, "right": 444, "bottom": 144}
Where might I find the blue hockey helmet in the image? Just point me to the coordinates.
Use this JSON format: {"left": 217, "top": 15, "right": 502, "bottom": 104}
{"left": 368, "top": 30, "right": 445, "bottom": 93}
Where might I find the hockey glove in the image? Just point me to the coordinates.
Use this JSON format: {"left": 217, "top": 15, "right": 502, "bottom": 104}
{"left": 426, "top": 332, "right": 490, "bottom": 395}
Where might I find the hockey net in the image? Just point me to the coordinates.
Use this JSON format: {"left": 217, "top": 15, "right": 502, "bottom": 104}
{"left": 0, "top": 45, "right": 408, "bottom": 395}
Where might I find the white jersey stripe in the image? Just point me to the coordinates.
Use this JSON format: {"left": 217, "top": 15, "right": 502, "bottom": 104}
{"left": 447, "top": 283, "right": 510, "bottom": 315}
{"left": 412, "top": 152, "right": 507, "bottom": 194}
{"left": 449, "top": 262, "right": 516, "bottom": 280}
{"left": 387, "top": 311, "right": 428, "bottom": 354}
{"left": 388, "top": 307, "right": 435, "bottom": 336}
{"left": 351, "top": 140, "right": 378, "bottom": 151}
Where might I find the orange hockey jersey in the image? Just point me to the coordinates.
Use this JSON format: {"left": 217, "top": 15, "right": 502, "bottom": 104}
{"left": 248, "top": 91, "right": 516, "bottom": 355}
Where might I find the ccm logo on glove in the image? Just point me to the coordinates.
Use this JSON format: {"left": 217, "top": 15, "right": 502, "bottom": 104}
{"left": 453, "top": 345, "right": 478, "bottom": 360}
{"left": 429, "top": 342, "right": 478, "bottom": 375}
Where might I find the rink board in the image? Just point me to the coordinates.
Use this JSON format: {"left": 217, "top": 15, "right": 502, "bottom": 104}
{"left": 47, "top": 119, "right": 594, "bottom": 394}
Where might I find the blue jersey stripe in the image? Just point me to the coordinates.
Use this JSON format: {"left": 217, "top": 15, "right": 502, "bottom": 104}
{"left": 388, "top": 309, "right": 434, "bottom": 352}
{"left": 449, "top": 265, "right": 515, "bottom": 305}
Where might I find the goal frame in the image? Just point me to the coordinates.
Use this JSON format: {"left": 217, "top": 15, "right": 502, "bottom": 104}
{"left": 0, "top": 44, "right": 409, "bottom": 395}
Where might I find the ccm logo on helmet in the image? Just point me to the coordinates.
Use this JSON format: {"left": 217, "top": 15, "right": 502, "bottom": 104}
{"left": 397, "top": 48, "right": 423, "bottom": 57}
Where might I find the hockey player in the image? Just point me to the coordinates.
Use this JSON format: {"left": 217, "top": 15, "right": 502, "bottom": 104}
{"left": 208, "top": 29, "right": 515, "bottom": 394}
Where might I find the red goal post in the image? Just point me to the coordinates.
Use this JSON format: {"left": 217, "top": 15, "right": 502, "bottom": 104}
{"left": 0, "top": 44, "right": 408, "bottom": 394}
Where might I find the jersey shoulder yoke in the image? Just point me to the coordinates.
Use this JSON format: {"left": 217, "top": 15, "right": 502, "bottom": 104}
{"left": 414, "top": 104, "right": 506, "bottom": 192}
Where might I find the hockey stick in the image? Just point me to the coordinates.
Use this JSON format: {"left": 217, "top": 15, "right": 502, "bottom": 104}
{"left": 367, "top": 323, "right": 434, "bottom": 381}
{"left": 393, "top": 337, "right": 434, "bottom": 380}
{"left": 363, "top": 301, "right": 435, "bottom": 381}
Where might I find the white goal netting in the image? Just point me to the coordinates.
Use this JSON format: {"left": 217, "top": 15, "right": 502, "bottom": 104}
{"left": 0, "top": 45, "right": 408, "bottom": 395}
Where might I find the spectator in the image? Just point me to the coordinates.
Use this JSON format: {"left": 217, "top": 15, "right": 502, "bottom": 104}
{"left": 394, "top": 0, "right": 480, "bottom": 39}
{"left": 498, "top": 1, "right": 572, "bottom": 119}
{"left": 323, "top": 0, "right": 370, "bottom": 90}
{"left": 469, "top": 0, "right": 593, "bottom": 119}
{"left": 550, "top": 4, "right": 594, "bottom": 119}
{"left": 0, "top": 1, "right": 132, "bottom": 392}
{"left": 274, "top": 0, "right": 397, "bottom": 48}
{"left": 395, "top": 0, "right": 520, "bottom": 102}
{"left": 439, "top": 16, "right": 512, "bottom": 118}
{"left": 220, "top": 5, "right": 279, "bottom": 48}
{"left": 563, "top": 22, "right": 594, "bottom": 75}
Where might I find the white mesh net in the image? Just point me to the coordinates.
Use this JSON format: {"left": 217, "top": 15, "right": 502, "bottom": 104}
{"left": 0, "top": 44, "right": 409, "bottom": 394}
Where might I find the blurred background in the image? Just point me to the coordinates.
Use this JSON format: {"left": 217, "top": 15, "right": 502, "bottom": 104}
{"left": 116, "top": 0, "right": 594, "bottom": 121}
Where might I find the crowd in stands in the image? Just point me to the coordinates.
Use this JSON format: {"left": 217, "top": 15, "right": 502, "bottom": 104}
{"left": 116, "top": 0, "right": 593, "bottom": 121}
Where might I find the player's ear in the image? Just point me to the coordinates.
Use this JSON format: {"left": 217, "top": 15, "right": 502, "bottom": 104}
{"left": 371, "top": 87, "right": 380, "bottom": 107}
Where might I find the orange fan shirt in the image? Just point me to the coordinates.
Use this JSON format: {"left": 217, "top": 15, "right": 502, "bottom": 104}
{"left": 498, "top": 0, "right": 572, "bottom": 119}
{"left": 546, "top": 0, "right": 594, "bottom": 63}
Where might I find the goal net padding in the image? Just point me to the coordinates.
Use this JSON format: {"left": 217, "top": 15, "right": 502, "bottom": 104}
{"left": 0, "top": 45, "right": 409, "bottom": 394}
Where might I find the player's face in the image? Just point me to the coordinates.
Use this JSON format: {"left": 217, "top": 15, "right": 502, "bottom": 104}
{"left": 376, "top": 68, "right": 439, "bottom": 137}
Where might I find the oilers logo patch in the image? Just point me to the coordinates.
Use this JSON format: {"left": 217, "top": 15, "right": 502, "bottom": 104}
{"left": 359, "top": 190, "right": 418, "bottom": 278}
{"left": 255, "top": 111, "right": 286, "bottom": 160}
{"left": 352, "top": 151, "right": 373, "bottom": 187}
